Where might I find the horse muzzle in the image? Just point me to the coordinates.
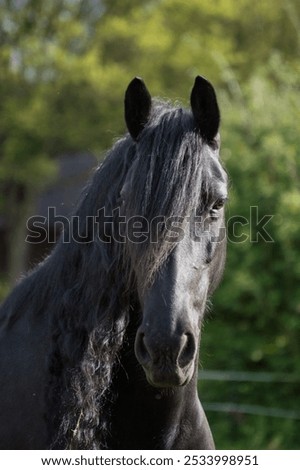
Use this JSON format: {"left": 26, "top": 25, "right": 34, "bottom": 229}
{"left": 134, "top": 330, "right": 197, "bottom": 388}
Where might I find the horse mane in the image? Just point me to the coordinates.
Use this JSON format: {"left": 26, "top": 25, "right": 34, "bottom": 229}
{"left": 1, "top": 99, "right": 215, "bottom": 449}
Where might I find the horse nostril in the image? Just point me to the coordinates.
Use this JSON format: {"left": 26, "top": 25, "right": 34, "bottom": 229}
{"left": 135, "top": 332, "right": 151, "bottom": 366}
{"left": 178, "top": 333, "right": 196, "bottom": 368}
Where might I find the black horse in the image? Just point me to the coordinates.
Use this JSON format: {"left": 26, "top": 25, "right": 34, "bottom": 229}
{"left": 0, "top": 76, "right": 228, "bottom": 449}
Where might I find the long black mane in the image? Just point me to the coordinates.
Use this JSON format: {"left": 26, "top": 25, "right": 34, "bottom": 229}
{"left": 1, "top": 99, "right": 216, "bottom": 449}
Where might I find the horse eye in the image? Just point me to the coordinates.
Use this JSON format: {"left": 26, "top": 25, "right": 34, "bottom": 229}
{"left": 210, "top": 198, "right": 227, "bottom": 219}
{"left": 212, "top": 199, "right": 225, "bottom": 211}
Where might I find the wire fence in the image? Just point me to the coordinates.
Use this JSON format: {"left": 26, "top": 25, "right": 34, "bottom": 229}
{"left": 199, "top": 369, "right": 300, "bottom": 420}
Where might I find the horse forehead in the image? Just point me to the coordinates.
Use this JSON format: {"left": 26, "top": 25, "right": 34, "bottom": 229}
{"left": 210, "top": 158, "right": 224, "bottom": 179}
{"left": 205, "top": 156, "right": 228, "bottom": 197}
{"left": 204, "top": 148, "right": 225, "bottom": 178}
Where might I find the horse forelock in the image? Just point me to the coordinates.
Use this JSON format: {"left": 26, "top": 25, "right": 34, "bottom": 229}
{"left": 121, "top": 102, "right": 216, "bottom": 288}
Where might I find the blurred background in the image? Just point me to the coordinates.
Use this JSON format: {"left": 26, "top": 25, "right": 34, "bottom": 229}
{"left": 0, "top": 0, "right": 299, "bottom": 449}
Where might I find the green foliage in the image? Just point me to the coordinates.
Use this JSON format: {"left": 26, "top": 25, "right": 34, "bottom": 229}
{"left": 0, "top": 0, "right": 299, "bottom": 449}
{"left": 212, "top": 56, "right": 300, "bottom": 371}
{"left": 0, "top": 277, "right": 9, "bottom": 302}
{"left": 201, "top": 57, "right": 300, "bottom": 449}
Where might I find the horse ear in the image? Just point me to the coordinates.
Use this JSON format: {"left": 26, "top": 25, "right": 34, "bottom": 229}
{"left": 190, "top": 75, "right": 220, "bottom": 143}
{"left": 125, "top": 77, "right": 152, "bottom": 140}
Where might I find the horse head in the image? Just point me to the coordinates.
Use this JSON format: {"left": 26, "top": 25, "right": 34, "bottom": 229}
{"left": 122, "top": 77, "right": 228, "bottom": 388}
